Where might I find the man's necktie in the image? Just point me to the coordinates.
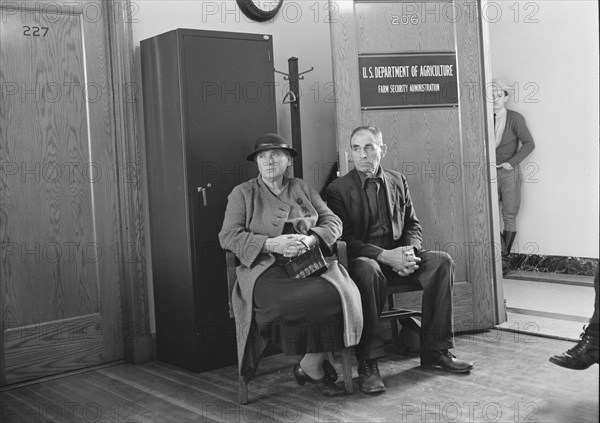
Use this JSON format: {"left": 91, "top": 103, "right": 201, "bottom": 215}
{"left": 365, "top": 178, "right": 379, "bottom": 224}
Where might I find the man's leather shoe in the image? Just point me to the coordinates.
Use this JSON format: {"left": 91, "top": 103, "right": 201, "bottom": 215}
{"left": 421, "top": 350, "right": 473, "bottom": 373}
{"left": 550, "top": 325, "right": 600, "bottom": 370}
{"left": 357, "top": 359, "right": 385, "bottom": 394}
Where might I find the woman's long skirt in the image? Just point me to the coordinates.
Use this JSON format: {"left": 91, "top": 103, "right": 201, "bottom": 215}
{"left": 253, "top": 262, "right": 345, "bottom": 355}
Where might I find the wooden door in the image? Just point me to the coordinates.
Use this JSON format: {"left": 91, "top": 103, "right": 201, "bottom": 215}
{"left": 330, "top": 0, "right": 498, "bottom": 331}
{"left": 0, "top": 0, "right": 123, "bottom": 385}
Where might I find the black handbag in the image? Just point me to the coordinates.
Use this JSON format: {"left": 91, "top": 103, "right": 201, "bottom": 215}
{"left": 283, "top": 241, "right": 327, "bottom": 279}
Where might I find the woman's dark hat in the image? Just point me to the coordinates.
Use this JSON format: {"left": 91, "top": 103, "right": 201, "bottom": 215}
{"left": 247, "top": 133, "right": 297, "bottom": 161}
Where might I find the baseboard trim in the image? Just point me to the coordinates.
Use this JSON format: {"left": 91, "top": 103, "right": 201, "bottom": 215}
{"left": 504, "top": 270, "right": 594, "bottom": 287}
{"left": 505, "top": 253, "right": 598, "bottom": 277}
{"left": 0, "top": 361, "right": 125, "bottom": 391}
{"left": 506, "top": 307, "right": 589, "bottom": 323}
{"left": 495, "top": 325, "right": 578, "bottom": 343}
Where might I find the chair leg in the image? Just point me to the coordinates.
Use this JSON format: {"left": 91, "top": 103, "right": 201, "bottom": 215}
{"left": 239, "top": 376, "right": 248, "bottom": 404}
{"left": 400, "top": 316, "right": 421, "bottom": 334}
{"left": 399, "top": 317, "right": 422, "bottom": 354}
{"left": 341, "top": 348, "right": 354, "bottom": 393}
{"left": 390, "top": 318, "right": 401, "bottom": 352}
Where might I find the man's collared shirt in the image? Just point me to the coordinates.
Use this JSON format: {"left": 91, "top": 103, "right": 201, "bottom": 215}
{"left": 357, "top": 167, "right": 393, "bottom": 249}
{"left": 494, "top": 107, "right": 507, "bottom": 148}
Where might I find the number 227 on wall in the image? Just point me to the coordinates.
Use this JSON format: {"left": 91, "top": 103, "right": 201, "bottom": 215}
{"left": 23, "top": 26, "right": 49, "bottom": 37}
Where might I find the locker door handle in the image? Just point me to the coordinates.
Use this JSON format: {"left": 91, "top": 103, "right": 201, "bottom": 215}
{"left": 197, "top": 183, "right": 212, "bottom": 206}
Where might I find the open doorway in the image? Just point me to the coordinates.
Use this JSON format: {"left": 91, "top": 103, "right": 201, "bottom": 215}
{"left": 485, "top": 1, "right": 599, "bottom": 339}
{"left": 500, "top": 270, "right": 595, "bottom": 340}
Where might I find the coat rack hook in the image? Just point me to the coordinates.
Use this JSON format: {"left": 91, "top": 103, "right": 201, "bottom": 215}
{"left": 297, "top": 67, "right": 314, "bottom": 79}
{"left": 274, "top": 68, "right": 289, "bottom": 80}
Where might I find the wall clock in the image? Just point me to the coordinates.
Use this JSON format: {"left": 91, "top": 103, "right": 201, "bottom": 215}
{"left": 236, "top": 0, "right": 284, "bottom": 22}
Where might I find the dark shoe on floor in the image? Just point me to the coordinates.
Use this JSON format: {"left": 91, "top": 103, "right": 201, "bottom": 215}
{"left": 292, "top": 363, "right": 346, "bottom": 396}
{"left": 322, "top": 359, "right": 338, "bottom": 383}
{"left": 549, "top": 325, "right": 600, "bottom": 370}
{"left": 357, "top": 359, "right": 385, "bottom": 394}
{"left": 421, "top": 350, "right": 473, "bottom": 373}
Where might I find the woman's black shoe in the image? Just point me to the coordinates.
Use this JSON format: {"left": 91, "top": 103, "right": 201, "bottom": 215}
{"left": 293, "top": 363, "right": 346, "bottom": 396}
{"left": 322, "top": 359, "right": 338, "bottom": 383}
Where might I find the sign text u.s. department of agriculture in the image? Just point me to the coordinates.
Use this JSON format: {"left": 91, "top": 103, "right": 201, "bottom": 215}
{"left": 359, "top": 53, "right": 458, "bottom": 110}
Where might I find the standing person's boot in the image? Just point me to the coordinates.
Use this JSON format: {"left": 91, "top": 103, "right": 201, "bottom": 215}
{"left": 500, "top": 231, "right": 507, "bottom": 255}
{"left": 500, "top": 231, "right": 509, "bottom": 275}
{"left": 502, "top": 231, "right": 517, "bottom": 275}
{"left": 504, "top": 231, "right": 517, "bottom": 253}
{"left": 550, "top": 325, "right": 600, "bottom": 369}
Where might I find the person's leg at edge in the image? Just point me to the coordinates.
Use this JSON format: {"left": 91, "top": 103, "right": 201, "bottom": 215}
{"left": 550, "top": 264, "right": 600, "bottom": 369}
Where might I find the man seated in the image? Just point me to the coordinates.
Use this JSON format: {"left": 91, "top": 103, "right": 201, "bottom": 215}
{"left": 326, "top": 125, "right": 474, "bottom": 394}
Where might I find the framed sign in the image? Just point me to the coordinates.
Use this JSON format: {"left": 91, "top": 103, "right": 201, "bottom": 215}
{"left": 358, "top": 52, "right": 458, "bottom": 110}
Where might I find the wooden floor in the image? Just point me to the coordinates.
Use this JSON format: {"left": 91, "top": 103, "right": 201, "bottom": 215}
{"left": 1, "top": 330, "right": 598, "bottom": 423}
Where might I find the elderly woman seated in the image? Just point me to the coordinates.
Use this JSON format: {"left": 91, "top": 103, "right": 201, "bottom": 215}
{"left": 219, "top": 133, "right": 363, "bottom": 396}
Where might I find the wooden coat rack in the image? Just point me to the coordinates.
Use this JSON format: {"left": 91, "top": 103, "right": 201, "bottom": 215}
{"left": 275, "top": 57, "right": 313, "bottom": 178}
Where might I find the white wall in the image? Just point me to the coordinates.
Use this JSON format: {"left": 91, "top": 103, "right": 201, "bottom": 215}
{"left": 488, "top": 0, "right": 599, "bottom": 258}
{"left": 131, "top": 0, "right": 338, "bottom": 191}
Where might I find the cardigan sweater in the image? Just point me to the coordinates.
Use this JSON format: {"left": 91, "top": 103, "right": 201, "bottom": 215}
{"left": 218, "top": 176, "right": 363, "bottom": 382}
{"left": 495, "top": 109, "right": 535, "bottom": 168}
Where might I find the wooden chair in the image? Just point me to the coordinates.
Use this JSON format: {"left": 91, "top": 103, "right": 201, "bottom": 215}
{"left": 380, "top": 278, "right": 423, "bottom": 352}
{"left": 225, "top": 241, "right": 354, "bottom": 404}
{"left": 326, "top": 243, "right": 423, "bottom": 352}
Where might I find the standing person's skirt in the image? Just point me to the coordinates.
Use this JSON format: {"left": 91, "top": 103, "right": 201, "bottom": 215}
{"left": 253, "top": 257, "right": 345, "bottom": 355}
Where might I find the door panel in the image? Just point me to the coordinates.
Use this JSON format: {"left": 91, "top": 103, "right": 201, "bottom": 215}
{"left": 0, "top": 0, "right": 123, "bottom": 385}
{"left": 330, "top": 0, "right": 496, "bottom": 331}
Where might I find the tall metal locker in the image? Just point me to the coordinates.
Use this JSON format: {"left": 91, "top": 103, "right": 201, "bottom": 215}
{"left": 141, "top": 29, "right": 277, "bottom": 372}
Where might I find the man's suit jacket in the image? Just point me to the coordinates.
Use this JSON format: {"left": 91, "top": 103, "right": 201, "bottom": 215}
{"left": 325, "top": 168, "right": 423, "bottom": 260}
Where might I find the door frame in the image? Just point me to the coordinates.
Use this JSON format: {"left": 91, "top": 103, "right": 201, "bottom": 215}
{"left": 0, "top": 0, "right": 151, "bottom": 387}
{"left": 105, "top": 1, "right": 152, "bottom": 363}
{"left": 480, "top": 0, "right": 506, "bottom": 324}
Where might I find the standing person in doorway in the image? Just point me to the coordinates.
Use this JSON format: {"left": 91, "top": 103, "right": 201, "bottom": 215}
{"left": 493, "top": 79, "right": 536, "bottom": 275}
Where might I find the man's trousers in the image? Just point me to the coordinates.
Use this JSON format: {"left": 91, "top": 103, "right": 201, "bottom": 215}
{"left": 348, "top": 250, "right": 455, "bottom": 360}
{"left": 497, "top": 167, "right": 521, "bottom": 232}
